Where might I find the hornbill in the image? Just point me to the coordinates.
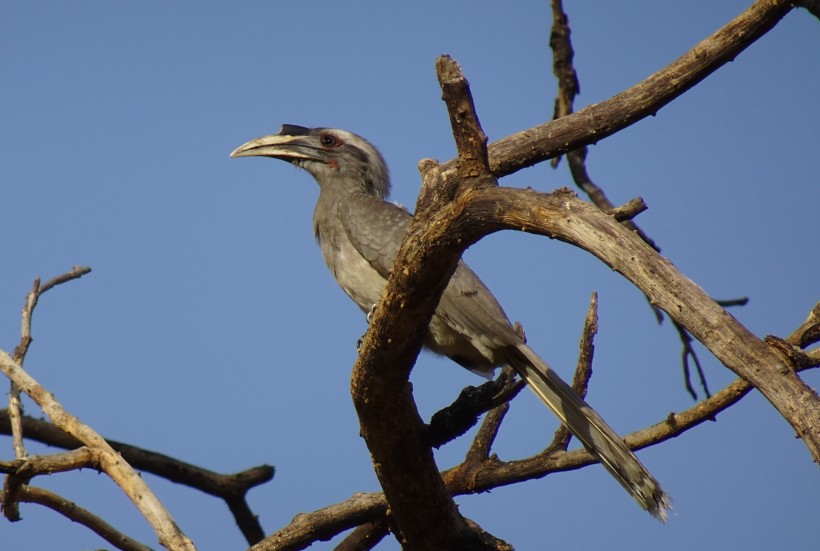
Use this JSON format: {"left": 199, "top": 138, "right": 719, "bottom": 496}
{"left": 231, "top": 124, "right": 671, "bottom": 521}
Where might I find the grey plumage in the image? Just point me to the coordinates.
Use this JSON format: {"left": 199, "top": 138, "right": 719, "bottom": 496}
{"left": 231, "top": 124, "right": 671, "bottom": 521}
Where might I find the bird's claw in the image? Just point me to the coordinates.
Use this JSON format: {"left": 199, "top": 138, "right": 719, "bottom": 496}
{"left": 366, "top": 303, "right": 378, "bottom": 324}
{"left": 356, "top": 303, "right": 379, "bottom": 352}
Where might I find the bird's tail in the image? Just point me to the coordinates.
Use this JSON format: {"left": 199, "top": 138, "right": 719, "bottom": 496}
{"left": 505, "top": 343, "right": 671, "bottom": 522}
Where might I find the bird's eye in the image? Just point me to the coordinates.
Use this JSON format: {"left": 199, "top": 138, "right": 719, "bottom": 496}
{"left": 320, "top": 134, "right": 340, "bottom": 147}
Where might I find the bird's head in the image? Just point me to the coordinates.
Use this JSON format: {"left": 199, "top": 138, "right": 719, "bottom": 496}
{"left": 230, "top": 124, "right": 390, "bottom": 199}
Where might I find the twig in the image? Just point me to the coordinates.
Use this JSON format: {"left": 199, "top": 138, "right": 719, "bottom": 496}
{"left": 675, "top": 320, "right": 711, "bottom": 400}
{"left": 426, "top": 367, "right": 522, "bottom": 449}
{"left": 2, "top": 447, "right": 101, "bottom": 520}
{"left": 0, "top": 409, "right": 272, "bottom": 545}
{"left": 256, "top": 359, "right": 817, "bottom": 548}
{"left": 12, "top": 266, "right": 92, "bottom": 364}
{"left": 457, "top": 365, "right": 817, "bottom": 493}
{"left": 333, "top": 519, "right": 390, "bottom": 551}
{"left": 1, "top": 485, "right": 153, "bottom": 551}
{"left": 439, "top": 0, "right": 796, "bottom": 179}
{"left": 249, "top": 493, "right": 388, "bottom": 551}
{"left": 786, "top": 301, "right": 820, "bottom": 348}
{"left": 609, "top": 198, "right": 648, "bottom": 222}
{"left": 8, "top": 267, "right": 92, "bottom": 459}
{"left": 465, "top": 367, "right": 520, "bottom": 462}
{"left": 0, "top": 350, "right": 196, "bottom": 551}
{"left": 574, "top": 291, "right": 598, "bottom": 399}
{"left": 1, "top": 267, "right": 194, "bottom": 549}
{"left": 547, "top": 291, "right": 599, "bottom": 453}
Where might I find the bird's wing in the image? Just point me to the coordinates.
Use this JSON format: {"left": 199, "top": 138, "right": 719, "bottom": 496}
{"left": 436, "top": 262, "right": 522, "bottom": 350}
{"left": 339, "top": 195, "right": 413, "bottom": 277}
{"left": 341, "top": 194, "right": 520, "bottom": 354}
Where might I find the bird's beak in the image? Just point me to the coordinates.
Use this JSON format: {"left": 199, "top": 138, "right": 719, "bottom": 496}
{"left": 230, "top": 127, "right": 320, "bottom": 161}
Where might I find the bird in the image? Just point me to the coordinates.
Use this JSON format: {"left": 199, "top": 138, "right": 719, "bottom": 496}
{"left": 231, "top": 124, "right": 671, "bottom": 521}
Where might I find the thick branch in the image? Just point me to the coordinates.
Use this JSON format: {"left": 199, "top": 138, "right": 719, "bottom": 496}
{"left": 460, "top": 187, "right": 820, "bottom": 461}
{"left": 260, "top": 358, "right": 818, "bottom": 548}
{"left": 350, "top": 56, "right": 502, "bottom": 550}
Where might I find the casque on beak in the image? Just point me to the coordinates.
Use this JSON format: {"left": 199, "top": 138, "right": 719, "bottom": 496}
{"left": 230, "top": 125, "right": 322, "bottom": 161}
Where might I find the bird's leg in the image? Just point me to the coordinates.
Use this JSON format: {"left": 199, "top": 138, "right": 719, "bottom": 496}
{"left": 357, "top": 303, "right": 380, "bottom": 351}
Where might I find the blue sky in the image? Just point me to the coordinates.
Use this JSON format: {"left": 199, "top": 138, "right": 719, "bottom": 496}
{"left": 1, "top": 2, "right": 818, "bottom": 550}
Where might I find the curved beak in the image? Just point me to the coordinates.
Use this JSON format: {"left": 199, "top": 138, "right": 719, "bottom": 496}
{"left": 230, "top": 125, "right": 321, "bottom": 161}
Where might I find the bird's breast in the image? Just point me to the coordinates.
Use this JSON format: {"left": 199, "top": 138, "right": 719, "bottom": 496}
{"left": 322, "top": 232, "right": 387, "bottom": 313}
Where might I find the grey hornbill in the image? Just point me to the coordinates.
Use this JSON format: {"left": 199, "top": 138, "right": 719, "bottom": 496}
{"left": 231, "top": 124, "right": 671, "bottom": 521}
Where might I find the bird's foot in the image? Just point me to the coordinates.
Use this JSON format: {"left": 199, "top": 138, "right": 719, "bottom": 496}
{"left": 366, "top": 302, "right": 378, "bottom": 324}
{"left": 357, "top": 303, "right": 379, "bottom": 351}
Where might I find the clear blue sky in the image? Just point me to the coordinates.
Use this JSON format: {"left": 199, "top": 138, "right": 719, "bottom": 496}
{"left": 2, "top": 2, "right": 818, "bottom": 550}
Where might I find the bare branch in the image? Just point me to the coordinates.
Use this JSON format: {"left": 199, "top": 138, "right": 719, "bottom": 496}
{"left": 0, "top": 349, "right": 196, "bottom": 551}
{"left": 436, "top": 55, "right": 492, "bottom": 182}
{"left": 250, "top": 493, "right": 388, "bottom": 551}
{"left": 575, "top": 291, "right": 599, "bottom": 398}
{"left": 12, "top": 266, "right": 92, "bottom": 364}
{"left": 609, "top": 198, "right": 648, "bottom": 222}
{"left": 445, "top": 0, "right": 796, "bottom": 179}
{"left": 1, "top": 448, "right": 102, "bottom": 520}
{"left": 259, "top": 356, "right": 817, "bottom": 547}
{"left": 426, "top": 367, "right": 522, "bottom": 449}
{"left": 786, "top": 301, "right": 820, "bottom": 349}
{"left": 461, "top": 186, "right": 820, "bottom": 459}
{"left": 1, "top": 485, "right": 152, "bottom": 551}
{"left": 0, "top": 409, "right": 271, "bottom": 545}
{"left": 8, "top": 267, "right": 92, "bottom": 460}
{"left": 334, "top": 519, "right": 390, "bottom": 551}
{"left": 672, "top": 320, "right": 711, "bottom": 400}
{"left": 350, "top": 53, "right": 501, "bottom": 551}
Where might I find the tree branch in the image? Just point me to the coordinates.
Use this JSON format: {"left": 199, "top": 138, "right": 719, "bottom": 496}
{"left": 350, "top": 54, "right": 505, "bottom": 550}
{"left": 786, "top": 301, "right": 820, "bottom": 349}
{"left": 0, "top": 410, "right": 272, "bottom": 545}
{"left": 441, "top": 0, "right": 795, "bottom": 179}
{"left": 249, "top": 493, "right": 388, "bottom": 551}
{"left": 333, "top": 519, "right": 390, "bottom": 551}
{"left": 1, "top": 485, "right": 153, "bottom": 551}
{"left": 0, "top": 349, "right": 196, "bottom": 551}
{"left": 258, "top": 356, "right": 816, "bottom": 548}
{"left": 348, "top": 5, "right": 811, "bottom": 542}
{"left": 8, "top": 266, "right": 92, "bottom": 459}
{"left": 458, "top": 186, "right": 820, "bottom": 460}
